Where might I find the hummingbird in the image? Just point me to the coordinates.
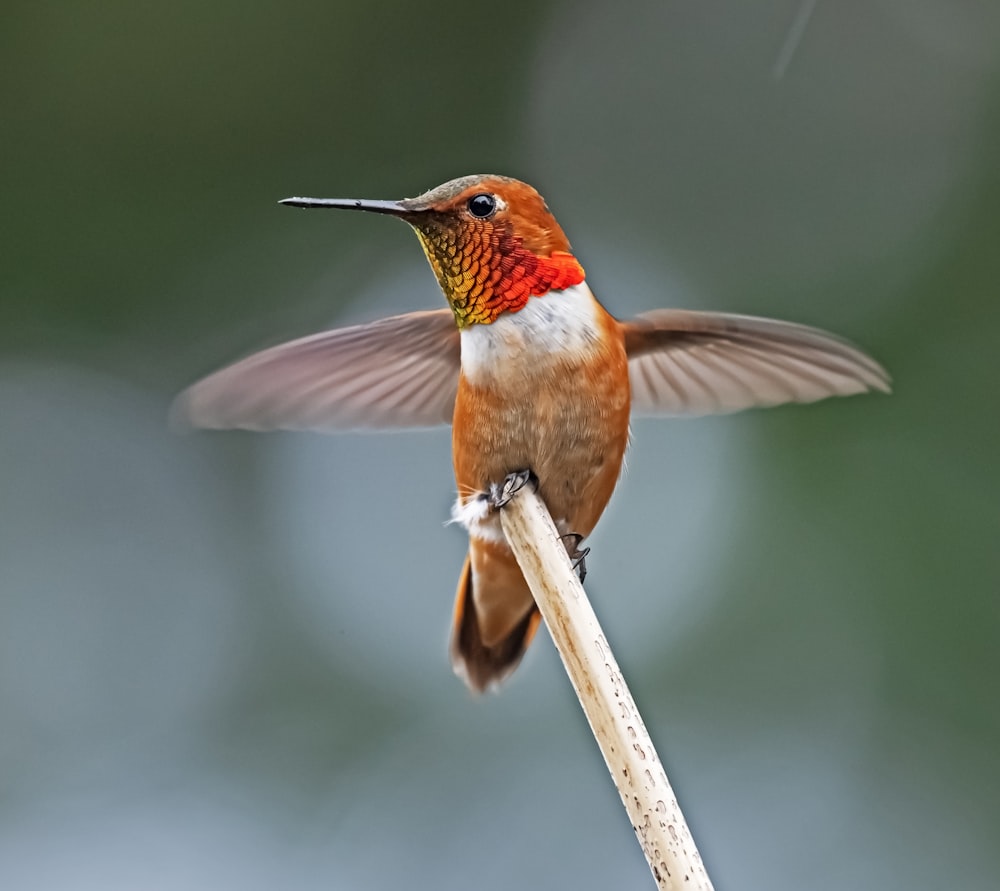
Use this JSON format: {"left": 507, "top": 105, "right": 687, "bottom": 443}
{"left": 178, "top": 174, "right": 890, "bottom": 692}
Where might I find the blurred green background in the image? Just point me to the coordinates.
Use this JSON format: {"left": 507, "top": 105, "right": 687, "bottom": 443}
{"left": 2, "top": 2, "right": 998, "bottom": 889}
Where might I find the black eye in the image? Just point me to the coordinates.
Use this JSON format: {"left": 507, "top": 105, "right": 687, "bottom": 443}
{"left": 467, "top": 193, "right": 497, "bottom": 219}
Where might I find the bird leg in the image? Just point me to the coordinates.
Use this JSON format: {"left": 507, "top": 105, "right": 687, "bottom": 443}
{"left": 487, "top": 471, "right": 589, "bottom": 581}
{"left": 488, "top": 469, "right": 537, "bottom": 510}
{"left": 559, "top": 533, "right": 591, "bottom": 583}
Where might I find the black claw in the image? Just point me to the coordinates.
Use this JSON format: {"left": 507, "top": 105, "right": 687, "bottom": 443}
{"left": 559, "top": 533, "right": 590, "bottom": 583}
{"left": 488, "top": 469, "right": 536, "bottom": 510}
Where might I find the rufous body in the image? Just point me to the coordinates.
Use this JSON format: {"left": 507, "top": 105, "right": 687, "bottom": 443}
{"left": 450, "top": 281, "right": 631, "bottom": 688}
{"left": 178, "top": 174, "right": 891, "bottom": 692}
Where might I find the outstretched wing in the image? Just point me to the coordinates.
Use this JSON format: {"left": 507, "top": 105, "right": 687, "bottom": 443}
{"left": 623, "top": 310, "right": 890, "bottom": 416}
{"left": 175, "top": 309, "right": 461, "bottom": 431}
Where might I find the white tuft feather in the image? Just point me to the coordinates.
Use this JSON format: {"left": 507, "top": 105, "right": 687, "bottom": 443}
{"left": 448, "top": 494, "right": 507, "bottom": 545}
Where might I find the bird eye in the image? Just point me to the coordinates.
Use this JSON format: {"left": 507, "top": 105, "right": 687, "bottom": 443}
{"left": 467, "top": 193, "right": 497, "bottom": 219}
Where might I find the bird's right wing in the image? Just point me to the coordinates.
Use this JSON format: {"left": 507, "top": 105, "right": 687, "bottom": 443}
{"left": 174, "top": 309, "right": 461, "bottom": 432}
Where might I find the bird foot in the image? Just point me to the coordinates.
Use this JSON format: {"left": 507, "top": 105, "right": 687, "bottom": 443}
{"left": 560, "top": 533, "right": 591, "bottom": 583}
{"left": 488, "top": 469, "right": 537, "bottom": 510}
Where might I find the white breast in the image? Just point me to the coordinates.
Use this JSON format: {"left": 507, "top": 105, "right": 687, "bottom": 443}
{"left": 459, "top": 281, "right": 602, "bottom": 384}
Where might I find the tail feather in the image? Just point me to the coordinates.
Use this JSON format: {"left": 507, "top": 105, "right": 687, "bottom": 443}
{"left": 449, "top": 554, "right": 541, "bottom": 692}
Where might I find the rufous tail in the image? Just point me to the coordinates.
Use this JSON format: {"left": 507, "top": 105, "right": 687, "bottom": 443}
{"left": 449, "top": 554, "right": 541, "bottom": 692}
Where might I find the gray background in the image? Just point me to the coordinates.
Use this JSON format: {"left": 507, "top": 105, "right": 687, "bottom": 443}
{"left": 3, "top": 1, "right": 998, "bottom": 888}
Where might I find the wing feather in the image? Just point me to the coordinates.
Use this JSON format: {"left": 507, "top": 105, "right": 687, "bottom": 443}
{"left": 175, "top": 309, "right": 461, "bottom": 431}
{"left": 623, "top": 310, "right": 890, "bottom": 416}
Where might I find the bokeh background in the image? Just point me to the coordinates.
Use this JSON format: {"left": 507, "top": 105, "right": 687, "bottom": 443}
{"left": 3, "top": 2, "right": 999, "bottom": 888}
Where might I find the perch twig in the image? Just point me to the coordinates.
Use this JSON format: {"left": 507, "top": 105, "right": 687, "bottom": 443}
{"left": 499, "top": 485, "right": 714, "bottom": 891}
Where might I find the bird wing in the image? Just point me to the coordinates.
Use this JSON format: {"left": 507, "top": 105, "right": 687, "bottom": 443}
{"left": 175, "top": 309, "right": 461, "bottom": 431}
{"left": 622, "top": 309, "right": 890, "bottom": 416}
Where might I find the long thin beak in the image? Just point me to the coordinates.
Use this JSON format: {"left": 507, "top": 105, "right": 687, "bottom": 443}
{"left": 278, "top": 196, "right": 411, "bottom": 216}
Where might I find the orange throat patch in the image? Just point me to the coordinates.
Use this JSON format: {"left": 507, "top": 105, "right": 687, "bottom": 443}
{"left": 412, "top": 221, "right": 585, "bottom": 328}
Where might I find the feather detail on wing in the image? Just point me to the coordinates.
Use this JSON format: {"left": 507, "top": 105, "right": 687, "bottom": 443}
{"left": 622, "top": 310, "right": 891, "bottom": 416}
{"left": 175, "top": 309, "right": 461, "bottom": 431}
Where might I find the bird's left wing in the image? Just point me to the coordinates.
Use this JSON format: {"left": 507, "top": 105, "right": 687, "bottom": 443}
{"left": 623, "top": 309, "right": 890, "bottom": 416}
{"left": 175, "top": 309, "right": 461, "bottom": 432}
